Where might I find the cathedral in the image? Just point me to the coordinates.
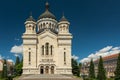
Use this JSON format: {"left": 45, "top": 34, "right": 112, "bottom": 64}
{"left": 22, "top": 2, "right": 72, "bottom": 75}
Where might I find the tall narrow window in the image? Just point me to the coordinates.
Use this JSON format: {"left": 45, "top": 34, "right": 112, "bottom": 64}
{"left": 64, "top": 52, "right": 66, "bottom": 64}
{"left": 50, "top": 45, "right": 53, "bottom": 55}
{"left": 42, "top": 45, "right": 44, "bottom": 55}
{"left": 46, "top": 43, "right": 49, "bottom": 55}
{"left": 29, "top": 52, "right": 31, "bottom": 64}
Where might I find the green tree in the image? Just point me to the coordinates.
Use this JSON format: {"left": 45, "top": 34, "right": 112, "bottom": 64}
{"left": 15, "top": 56, "right": 20, "bottom": 67}
{"left": 16, "top": 57, "right": 23, "bottom": 76}
{"left": 0, "top": 72, "right": 2, "bottom": 78}
{"left": 2, "top": 59, "right": 8, "bottom": 78}
{"left": 72, "top": 58, "right": 80, "bottom": 77}
{"left": 114, "top": 53, "right": 120, "bottom": 80}
{"left": 89, "top": 59, "right": 95, "bottom": 79}
{"left": 14, "top": 56, "right": 21, "bottom": 76}
{"left": 97, "top": 56, "right": 106, "bottom": 80}
{"left": 79, "top": 63, "right": 82, "bottom": 76}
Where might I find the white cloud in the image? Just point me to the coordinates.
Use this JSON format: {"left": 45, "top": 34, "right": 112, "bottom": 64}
{"left": 7, "top": 59, "right": 14, "bottom": 62}
{"left": 80, "top": 58, "right": 90, "bottom": 63}
{"left": 72, "top": 55, "right": 79, "bottom": 60}
{"left": 80, "top": 46, "right": 120, "bottom": 63}
{"left": 0, "top": 55, "right": 3, "bottom": 59}
{"left": 99, "top": 46, "right": 112, "bottom": 53}
{"left": 10, "top": 44, "right": 23, "bottom": 54}
{"left": 112, "top": 47, "right": 120, "bottom": 51}
{"left": 14, "top": 54, "right": 19, "bottom": 57}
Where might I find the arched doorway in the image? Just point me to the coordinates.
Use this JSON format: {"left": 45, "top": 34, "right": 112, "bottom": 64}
{"left": 51, "top": 66, "right": 54, "bottom": 74}
{"left": 40, "top": 66, "right": 44, "bottom": 74}
{"left": 45, "top": 66, "right": 49, "bottom": 74}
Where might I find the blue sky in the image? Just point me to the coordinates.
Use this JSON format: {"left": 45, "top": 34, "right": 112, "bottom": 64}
{"left": 0, "top": 0, "right": 120, "bottom": 63}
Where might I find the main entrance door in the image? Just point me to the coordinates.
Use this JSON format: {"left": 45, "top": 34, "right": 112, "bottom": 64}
{"left": 51, "top": 66, "right": 54, "bottom": 74}
{"left": 40, "top": 66, "right": 44, "bottom": 74}
{"left": 45, "top": 66, "right": 49, "bottom": 74}
{"left": 40, "top": 65, "right": 55, "bottom": 74}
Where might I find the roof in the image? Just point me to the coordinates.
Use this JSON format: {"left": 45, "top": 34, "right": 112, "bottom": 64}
{"left": 94, "top": 53, "right": 119, "bottom": 63}
{"left": 103, "top": 54, "right": 119, "bottom": 61}
{"left": 26, "top": 15, "right": 36, "bottom": 22}
{"left": 0, "top": 59, "right": 4, "bottom": 63}
{"left": 38, "top": 2, "right": 56, "bottom": 20}
{"left": 59, "top": 15, "right": 68, "bottom": 22}
{"left": 37, "top": 28, "right": 58, "bottom": 34}
{"left": 0, "top": 59, "right": 13, "bottom": 66}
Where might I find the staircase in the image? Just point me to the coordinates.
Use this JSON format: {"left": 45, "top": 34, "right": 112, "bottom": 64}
{"left": 17, "top": 74, "right": 82, "bottom": 80}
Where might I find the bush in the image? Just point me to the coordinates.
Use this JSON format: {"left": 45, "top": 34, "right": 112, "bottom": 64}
{"left": 107, "top": 78, "right": 114, "bottom": 80}
{"left": 83, "top": 78, "right": 96, "bottom": 80}
{"left": 0, "top": 72, "right": 2, "bottom": 78}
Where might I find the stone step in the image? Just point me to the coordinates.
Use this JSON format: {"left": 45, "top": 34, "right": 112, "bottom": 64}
{"left": 17, "top": 74, "right": 81, "bottom": 80}
{"left": 18, "top": 78, "right": 80, "bottom": 80}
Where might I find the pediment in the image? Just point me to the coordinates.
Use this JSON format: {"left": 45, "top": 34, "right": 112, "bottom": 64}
{"left": 40, "top": 34, "right": 55, "bottom": 39}
{"left": 37, "top": 30, "right": 57, "bottom": 40}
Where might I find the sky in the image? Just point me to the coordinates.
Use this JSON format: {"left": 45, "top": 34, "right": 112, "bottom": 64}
{"left": 0, "top": 0, "right": 120, "bottom": 63}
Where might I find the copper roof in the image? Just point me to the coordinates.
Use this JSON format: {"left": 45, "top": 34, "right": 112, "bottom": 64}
{"left": 94, "top": 54, "right": 119, "bottom": 63}
{"left": 26, "top": 16, "right": 36, "bottom": 22}
{"left": 59, "top": 15, "right": 68, "bottom": 22}
{"left": 38, "top": 2, "right": 56, "bottom": 20}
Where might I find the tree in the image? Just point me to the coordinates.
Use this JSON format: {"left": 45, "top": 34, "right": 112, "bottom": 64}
{"left": 114, "top": 53, "right": 120, "bottom": 80}
{"left": 2, "top": 59, "right": 8, "bottom": 78}
{"left": 79, "top": 63, "right": 82, "bottom": 75}
{"left": 15, "top": 56, "right": 20, "bottom": 67}
{"left": 15, "top": 57, "right": 23, "bottom": 76}
{"left": 72, "top": 58, "right": 80, "bottom": 76}
{"left": 89, "top": 59, "right": 95, "bottom": 79}
{"left": 97, "top": 56, "right": 106, "bottom": 80}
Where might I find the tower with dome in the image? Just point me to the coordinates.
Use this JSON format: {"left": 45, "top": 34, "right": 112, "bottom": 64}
{"left": 22, "top": 2, "right": 72, "bottom": 75}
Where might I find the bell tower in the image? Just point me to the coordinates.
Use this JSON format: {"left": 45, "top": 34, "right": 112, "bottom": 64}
{"left": 22, "top": 14, "right": 37, "bottom": 74}
{"left": 24, "top": 14, "right": 36, "bottom": 34}
{"left": 57, "top": 15, "right": 72, "bottom": 74}
{"left": 58, "top": 15, "right": 70, "bottom": 34}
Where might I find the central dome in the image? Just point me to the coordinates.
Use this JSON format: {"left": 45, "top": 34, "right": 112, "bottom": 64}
{"left": 38, "top": 2, "right": 56, "bottom": 20}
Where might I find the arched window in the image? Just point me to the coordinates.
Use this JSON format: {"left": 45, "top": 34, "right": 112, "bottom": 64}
{"left": 46, "top": 43, "right": 49, "bottom": 55}
{"left": 41, "top": 24, "right": 42, "bottom": 29}
{"left": 49, "top": 23, "right": 51, "bottom": 28}
{"left": 50, "top": 45, "right": 53, "bottom": 55}
{"left": 52, "top": 24, "right": 54, "bottom": 29}
{"left": 64, "top": 52, "right": 66, "bottom": 65}
{"left": 42, "top": 45, "right": 44, "bottom": 55}
{"left": 43, "top": 23, "right": 45, "bottom": 28}
{"left": 29, "top": 52, "right": 31, "bottom": 64}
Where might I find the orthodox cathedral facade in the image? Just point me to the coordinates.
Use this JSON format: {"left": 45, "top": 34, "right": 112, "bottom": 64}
{"left": 22, "top": 2, "right": 72, "bottom": 74}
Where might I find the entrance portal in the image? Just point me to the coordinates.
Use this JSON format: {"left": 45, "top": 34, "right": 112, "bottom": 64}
{"left": 40, "top": 66, "right": 44, "bottom": 74}
{"left": 40, "top": 65, "right": 55, "bottom": 74}
{"left": 45, "top": 66, "right": 49, "bottom": 74}
{"left": 51, "top": 66, "right": 54, "bottom": 74}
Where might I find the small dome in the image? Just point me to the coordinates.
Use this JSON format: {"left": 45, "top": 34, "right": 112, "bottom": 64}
{"left": 26, "top": 15, "right": 36, "bottom": 22}
{"left": 38, "top": 2, "right": 56, "bottom": 20}
{"left": 59, "top": 15, "right": 68, "bottom": 22}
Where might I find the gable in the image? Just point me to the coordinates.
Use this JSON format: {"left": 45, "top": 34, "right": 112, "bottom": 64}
{"left": 37, "top": 29, "right": 57, "bottom": 40}
{"left": 37, "top": 30, "right": 58, "bottom": 46}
